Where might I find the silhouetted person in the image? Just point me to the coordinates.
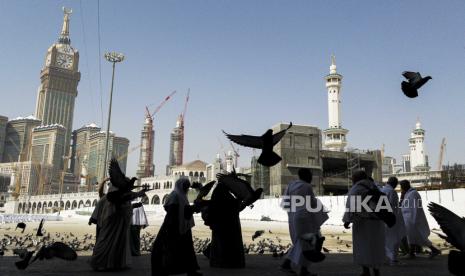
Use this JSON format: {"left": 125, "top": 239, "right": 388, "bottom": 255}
{"left": 343, "top": 170, "right": 385, "bottom": 276}
{"left": 380, "top": 177, "right": 406, "bottom": 265}
{"left": 281, "top": 168, "right": 327, "bottom": 276}
{"left": 151, "top": 178, "right": 202, "bottom": 276}
{"left": 90, "top": 159, "right": 147, "bottom": 271}
{"left": 400, "top": 180, "right": 440, "bottom": 258}
{"left": 130, "top": 198, "right": 148, "bottom": 256}
{"left": 204, "top": 182, "right": 245, "bottom": 268}
{"left": 89, "top": 178, "right": 109, "bottom": 239}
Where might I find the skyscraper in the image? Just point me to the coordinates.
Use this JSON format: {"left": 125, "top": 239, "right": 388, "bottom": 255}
{"left": 34, "top": 8, "right": 80, "bottom": 158}
{"left": 2, "top": 116, "right": 41, "bottom": 163}
{"left": 87, "top": 132, "right": 129, "bottom": 185}
{"left": 323, "top": 55, "right": 348, "bottom": 151}
{"left": 30, "top": 124, "right": 66, "bottom": 193}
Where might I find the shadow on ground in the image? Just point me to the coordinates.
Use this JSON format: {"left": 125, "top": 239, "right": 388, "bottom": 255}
{"left": 0, "top": 254, "right": 449, "bottom": 276}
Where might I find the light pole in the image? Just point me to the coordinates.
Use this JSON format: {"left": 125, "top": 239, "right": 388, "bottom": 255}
{"left": 102, "top": 52, "right": 125, "bottom": 180}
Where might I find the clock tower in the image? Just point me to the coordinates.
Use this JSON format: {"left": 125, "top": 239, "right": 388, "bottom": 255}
{"left": 35, "top": 7, "right": 80, "bottom": 159}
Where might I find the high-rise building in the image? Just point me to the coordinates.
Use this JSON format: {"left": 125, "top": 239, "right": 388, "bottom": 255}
{"left": 30, "top": 124, "right": 66, "bottom": 193}
{"left": 0, "top": 116, "right": 8, "bottom": 161}
{"left": 136, "top": 112, "right": 155, "bottom": 180}
{"left": 409, "top": 120, "right": 429, "bottom": 171}
{"left": 2, "top": 116, "right": 42, "bottom": 163}
{"left": 34, "top": 8, "right": 80, "bottom": 158}
{"left": 70, "top": 123, "right": 101, "bottom": 178}
{"left": 167, "top": 115, "right": 184, "bottom": 174}
{"left": 87, "top": 132, "right": 129, "bottom": 185}
{"left": 323, "top": 55, "right": 348, "bottom": 151}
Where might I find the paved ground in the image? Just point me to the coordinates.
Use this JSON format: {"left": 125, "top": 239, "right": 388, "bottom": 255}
{"left": 0, "top": 254, "right": 450, "bottom": 276}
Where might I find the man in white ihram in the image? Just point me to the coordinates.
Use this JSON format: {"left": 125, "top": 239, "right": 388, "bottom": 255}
{"left": 343, "top": 170, "right": 385, "bottom": 276}
{"left": 400, "top": 180, "right": 440, "bottom": 258}
{"left": 380, "top": 176, "right": 406, "bottom": 265}
{"left": 281, "top": 168, "right": 328, "bottom": 276}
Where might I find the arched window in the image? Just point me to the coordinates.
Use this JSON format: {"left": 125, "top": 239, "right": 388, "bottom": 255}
{"left": 151, "top": 195, "right": 160, "bottom": 205}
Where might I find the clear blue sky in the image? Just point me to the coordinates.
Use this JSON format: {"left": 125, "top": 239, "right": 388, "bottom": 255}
{"left": 1, "top": 0, "right": 464, "bottom": 176}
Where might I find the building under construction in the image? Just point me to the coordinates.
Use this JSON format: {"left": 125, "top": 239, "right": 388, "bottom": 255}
{"left": 166, "top": 92, "right": 189, "bottom": 175}
{"left": 136, "top": 110, "right": 155, "bottom": 181}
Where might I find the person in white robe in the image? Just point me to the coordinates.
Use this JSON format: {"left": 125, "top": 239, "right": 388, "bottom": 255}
{"left": 129, "top": 198, "right": 149, "bottom": 256}
{"left": 380, "top": 177, "right": 406, "bottom": 265}
{"left": 400, "top": 180, "right": 440, "bottom": 258}
{"left": 281, "top": 168, "right": 328, "bottom": 276}
{"left": 343, "top": 170, "right": 385, "bottom": 276}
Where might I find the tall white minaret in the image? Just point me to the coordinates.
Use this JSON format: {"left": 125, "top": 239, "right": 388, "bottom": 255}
{"left": 409, "top": 119, "right": 429, "bottom": 171}
{"left": 323, "top": 55, "right": 348, "bottom": 151}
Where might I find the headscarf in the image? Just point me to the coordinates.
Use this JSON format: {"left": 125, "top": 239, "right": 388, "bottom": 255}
{"left": 164, "top": 178, "right": 194, "bottom": 234}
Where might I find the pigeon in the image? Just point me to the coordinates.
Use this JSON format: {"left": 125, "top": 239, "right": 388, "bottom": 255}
{"left": 109, "top": 158, "right": 137, "bottom": 191}
{"left": 216, "top": 170, "right": 263, "bottom": 209}
{"left": 16, "top": 222, "right": 26, "bottom": 233}
{"left": 401, "top": 71, "right": 432, "bottom": 98}
{"left": 223, "top": 122, "right": 292, "bottom": 167}
{"left": 15, "top": 242, "right": 78, "bottom": 270}
{"left": 252, "top": 230, "right": 265, "bottom": 241}
{"left": 322, "top": 247, "right": 330, "bottom": 253}
{"left": 36, "top": 219, "right": 44, "bottom": 237}
{"left": 194, "top": 181, "right": 216, "bottom": 199}
{"left": 428, "top": 202, "right": 465, "bottom": 276}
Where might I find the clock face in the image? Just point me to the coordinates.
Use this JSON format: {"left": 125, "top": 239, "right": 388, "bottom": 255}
{"left": 56, "top": 53, "right": 73, "bottom": 69}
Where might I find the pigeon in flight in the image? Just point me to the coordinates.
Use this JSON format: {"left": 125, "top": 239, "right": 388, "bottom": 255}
{"left": 109, "top": 158, "right": 137, "bottom": 192}
{"left": 428, "top": 202, "right": 465, "bottom": 276}
{"left": 223, "top": 122, "right": 292, "bottom": 167}
{"left": 16, "top": 222, "right": 26, "bottom": 233}
{"left": 15, "top": 242, "right": 77, "bottom": 270}
{"left": 401, "top": 71, "right": 432, "bottom": 98}
{"left": 217, "top": 170, "right": 263, "bottom": 209}
{"left": 36, "top": 219, "right": 44, "bottom": 237}
{"left": 252, "top": 230, "right": 265, "bottom": 241}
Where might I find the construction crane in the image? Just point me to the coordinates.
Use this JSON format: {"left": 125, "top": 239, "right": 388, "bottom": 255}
{"left": 175, "top": 89, "right": 190, "bottom": 165}
{"left": 180, "top": 89, "right": 190, "bottom": 126}
{"left": 437, "top": 137, "right": 446, "bottom": 171}
{"left": 143, "top": 91, "right": 177, "bottom": 177}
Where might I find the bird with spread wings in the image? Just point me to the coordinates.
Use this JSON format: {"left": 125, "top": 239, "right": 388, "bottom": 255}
{"left": 223, "top": 122, "right": 292, "bottom": 167}
{"left": 428, "top": 202, "right": 465, "bottom": 276}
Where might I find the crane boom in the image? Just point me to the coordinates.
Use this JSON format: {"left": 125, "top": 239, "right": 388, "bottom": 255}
{"left": 181, "top": 89, "right": 190, "bottom": 122}
{"left": 151, "top": 90, "right": 176, "bottom": 118}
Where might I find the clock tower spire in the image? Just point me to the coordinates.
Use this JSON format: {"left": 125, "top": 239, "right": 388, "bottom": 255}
{"left": 58, "top": 7, "right": 72, "bottom": 45}
{"left": 34, "top": 7, "right": 80, "bottom": 163}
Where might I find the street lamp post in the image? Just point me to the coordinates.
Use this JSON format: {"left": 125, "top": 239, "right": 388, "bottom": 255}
{"left": 102, "top": 52, "right": 125, "bottom": 180}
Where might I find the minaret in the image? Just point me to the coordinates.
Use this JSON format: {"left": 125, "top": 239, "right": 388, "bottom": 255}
{"left": 323, "top": 55, "right": 348, "bottom": 151}
{"left": 167, "top": 115, "right": 184, "bottom": 174}
{"left": 409, "top": 119, "right": 429, "bottom": 171}
{"left": 35, "top": 7, "right": 80, "bottom": 159}
{"left": 136, "top": 110, "right": 155, "bottom": 180}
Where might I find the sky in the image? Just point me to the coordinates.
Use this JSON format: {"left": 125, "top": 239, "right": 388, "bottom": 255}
{"left": 0, "top": 0, "right": 464, "bottom": 176}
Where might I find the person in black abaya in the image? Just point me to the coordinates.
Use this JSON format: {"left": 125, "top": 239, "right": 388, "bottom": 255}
{"left": 206, "top": 183, "right": 245, "bottom": 269}
{"left": 151, "top": 178, "right": 202, "bottom": 276}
